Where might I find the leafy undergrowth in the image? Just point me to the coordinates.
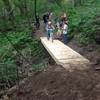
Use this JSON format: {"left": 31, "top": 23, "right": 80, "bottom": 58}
{"left": 67, "top": 0, "right": 100, "bottom": 45}
{"left": 0, "top": 30, "right": 49, "bottom": 91}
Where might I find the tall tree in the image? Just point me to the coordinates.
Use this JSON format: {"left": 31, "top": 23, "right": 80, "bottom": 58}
{"left": 72, "top": 0, "right": 85, "bottom": 7}
{"left": 34, "top": 0, "right": 37, "bottom": 20}
{"left": 2, "top": 0, "right": 14, "bottom": 21}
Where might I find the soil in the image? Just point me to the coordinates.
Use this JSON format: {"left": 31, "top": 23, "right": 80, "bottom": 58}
{"left": 68, "top": 39, "right": 100, "bottom": 69}
{"left": 6, "top": 65, "right": 100, "bottom": 100}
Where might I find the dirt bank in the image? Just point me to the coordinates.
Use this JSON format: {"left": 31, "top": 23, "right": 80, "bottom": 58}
{"left": 68, "top": 39, "right": 100, "bottom": 69}
{"left": 4, "top": 65, "right": 100, "bottom": 100}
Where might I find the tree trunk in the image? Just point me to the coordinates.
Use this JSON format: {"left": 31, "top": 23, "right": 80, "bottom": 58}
{"left": 34, "top": 0, "right": 37, "bottom": 20}
{"left": 71, "top": 0, "right": 75, "bottom": 7}
{"left": 2, "top": 0, "right": 14, "bottom": 22}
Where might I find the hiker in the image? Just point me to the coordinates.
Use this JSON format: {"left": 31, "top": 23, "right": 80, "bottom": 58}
{"left": 63, "top": 13, "right": 67, "bottom": 22}
{"left": 62, "top": 21, "right": 68, "bottom": 44}
{"left": 43, "top": 12, "right": 49, "bottom": 31}
{"left": 56, "top": 21, "right": 62, "bottom": 39}
{"left": 60, "top": 13, "right": 67, "bottom": 28}
{"left": 61, "top": 13, "right": 67, "bottom": 22}
{"left": 46, "top": 21, "right": 55, "bottom": 42}
{"left": 48, "top": 12, "right": 53, "bottom": 21}
{"left": 35, "top": 14, "right": 40, "bottom": 30}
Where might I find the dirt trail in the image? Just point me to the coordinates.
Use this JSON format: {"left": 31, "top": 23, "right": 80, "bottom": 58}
{"left": 7, "top": 65, "right": 100, "bottom": 100}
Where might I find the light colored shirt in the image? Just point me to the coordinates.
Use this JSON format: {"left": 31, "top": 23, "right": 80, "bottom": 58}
{"left": 62, "top": 24, "right": 68, "bottom": 34}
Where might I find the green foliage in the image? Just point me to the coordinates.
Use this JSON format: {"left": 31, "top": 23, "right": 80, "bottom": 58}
{"left": 32, "top": 60, "right": 48, "bottom": 71}
{"left": 27, "top": 38, "right": 48, "bottom": 63}
{"left": 75, "top": 33, "right": 95, "bottom": 46}
{"left": 68, "top": 8, "right": 81, "bottom": 32}
{"left": 0, "top": 63, "right": 17, "bottom": 81}
{"left": 0, "top": 29, "right": 49, "bottom": 90}
{"left": 0, "top": 63, "right": 17, "bottom": 90}
{"left": 0, "top": 30, "right": 48, "bottom": 64}
{"left": 66, "top": 0, "right": 100, "bottom": 45}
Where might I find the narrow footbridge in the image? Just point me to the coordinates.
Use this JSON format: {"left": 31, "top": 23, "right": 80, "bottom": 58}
{"left": 40, "top": 37, "right": 90, "bottom": 70}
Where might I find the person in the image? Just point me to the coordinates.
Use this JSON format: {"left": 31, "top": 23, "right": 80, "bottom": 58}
{"left": 48, "top": 12, "right": 53, "bottom": 21}
{"left": 62, "top": 21, "right": 68, "bottom": 44}
{"left": 60, "top": 13, "right": 67, "bottom": 28}
{"left": 63, "top": 13, "right": 67, "bottom": 22}
{"left": 56, "top": 21, "right": 62, "bottom": 39}
{"left": 43, "top": 12, "right": 49, "bottom": 31}
{"left": 35, "top": 14, "right": 40, "bottom": 30}
{"left": 61, "top": 13, "right": 67, "bottom": 22}
{"left": 46, "top": 21, "right": 55, "bottom": 42}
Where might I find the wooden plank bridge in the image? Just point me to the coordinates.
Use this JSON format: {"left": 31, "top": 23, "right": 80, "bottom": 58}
{"left": 40, "top": 37, "right": 90, "bottom": 70}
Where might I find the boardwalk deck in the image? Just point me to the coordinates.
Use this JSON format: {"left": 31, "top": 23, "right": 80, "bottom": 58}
{"left": 40, "top": 37, "right": 90, "bottom": 70}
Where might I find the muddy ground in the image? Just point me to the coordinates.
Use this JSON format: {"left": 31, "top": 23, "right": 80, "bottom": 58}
{"left": 6, "top": 65, "right": 100, "bottom": 100}
{"left": 68, "top": 39, "right": 100, "bottom": 69}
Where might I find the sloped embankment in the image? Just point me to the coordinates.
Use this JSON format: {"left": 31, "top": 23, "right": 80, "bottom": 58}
{"left": 8, "top": 65, "right": 100, "bottom": 100}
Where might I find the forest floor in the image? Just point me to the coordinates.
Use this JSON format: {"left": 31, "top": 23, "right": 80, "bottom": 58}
{"left": 6, "top": 65, "right": 100, "bottom": 100}
{"left": 68, "top": 39, "right": 100, "bottom": 70}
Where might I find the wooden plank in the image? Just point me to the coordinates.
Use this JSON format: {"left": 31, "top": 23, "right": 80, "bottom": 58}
{"left": 40, "top": 37, "right": 90, "bottom": 70}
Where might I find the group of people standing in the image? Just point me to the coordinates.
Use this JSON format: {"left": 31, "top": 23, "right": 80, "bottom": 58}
{"left": 43, "top": 12, "right": 68, "bottom": 44}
